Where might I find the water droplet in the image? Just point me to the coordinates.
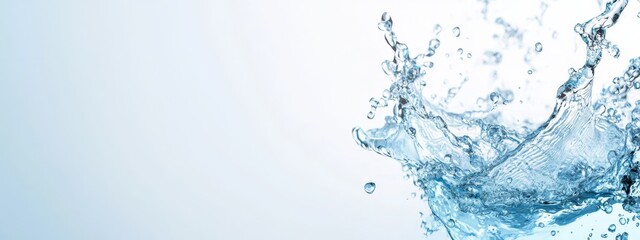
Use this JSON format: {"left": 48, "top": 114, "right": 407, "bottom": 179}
{"left": 411, "top": 192, "right": 417, "bottom": 198}
{"left": 535, "top": 42, "right": 543, "bottom": 52}
{"left": 490, "top": 92, "right": 500, "bottom": 104}
{"left": 467, "top": 53, "right": 472, "bottom": 58}
{"left": 616, "top": 232, "right": 629, "bottom": 240}
{"left": 452, "top": 27, "right": 460, "bottom": 37}
{"left": 602, "top": 233, "right": 609, "bottom": 238}
{"left": 550, "top": 230, "right": 556, "bottom": 236}
{"left": 364, "top": 182, "right": 376, "bottom": 194}
{"left": 367, "top": 111, "right": 375, "bottom": 119}
{"left": 620, "top": 217, "right": 629, "bottom": 225}
{"left": 528, "top": 69, "right": 533, "bottom": 74}
{"left": 433, "top": 24, "right": 442, "bottom": 35}
{"left": 457, "top": 48, "right": 464, "bottom": 55}
{"left": 609, "top": 224, "right": 617, "bottom": 232}
{"left": 429, "top": 39, "right": 441, "bottom": 50}
{"left": 381, "top": 12, "right": 391, "bottom": 21}
{"left": 538, "top": 222, "right": 545, "bottom": 228}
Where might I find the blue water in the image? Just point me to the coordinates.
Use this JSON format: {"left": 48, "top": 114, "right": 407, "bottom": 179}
{"left": 354, "top": 0, "right": 640, "bottom": 239}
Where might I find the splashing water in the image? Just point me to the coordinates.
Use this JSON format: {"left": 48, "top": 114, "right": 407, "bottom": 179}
{"left": 353, "top": 0, "right": 640, "bottom": 239}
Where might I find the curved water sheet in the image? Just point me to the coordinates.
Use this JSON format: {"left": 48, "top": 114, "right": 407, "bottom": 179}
{"left": 353, "top": 0, "right": 640, "bottom": 239}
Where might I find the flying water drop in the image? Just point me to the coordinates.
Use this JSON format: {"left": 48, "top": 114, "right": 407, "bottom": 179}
{"left": 535, "top": 42, "right": 543, "bottom": 52}
{"left": 364, "top": 182, "right": 376, "bottom": 194}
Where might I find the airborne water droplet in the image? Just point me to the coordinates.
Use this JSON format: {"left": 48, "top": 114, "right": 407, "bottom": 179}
{"left": 364, "top": 182, "right": 376, "bottom": 194}
{"left": 609, "top": 224, "right": 617, "bottom": 232}
{"left": 528, "top": 69, "right": 534, "bottom": 74}
{"left": 535, "top": 42, "right": 543, "bottom": 52}
{"left": 433, "top": 24, "right": 442, "bottom": 35}
{"left": 453, "top": 26, "right": 461, "bottom": 37}
{"left": 550, "top": 230, "right": 556, "bottom": 236}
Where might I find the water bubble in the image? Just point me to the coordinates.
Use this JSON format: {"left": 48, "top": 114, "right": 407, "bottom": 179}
{"left": 452, "top": 26, "right": 461, "bottom": 37}
{"left": 608, "top": 224, "right": 617, "bottom": 232}
{"left": 538, "top": 222, "right": 545, "bottom": 228}
{"left": 467, "top": 53, "right": 472, "bottom": 58}
{"left": 364, "top": 182, "right": 376, "bottom": 194}
{"left": 528, "top": 69, "right": 533, "bottom": 74}
{"left": 457, "top": 48, "right": 464, "bottom": 55}
{"left": 550, "top": 230, "right": 556, "bottom": 236}
{"left": 411, "top": 192, "right": 417, "bottom": 198}
{"left": 535, "top": 42, "right": 543, "bottom": 52}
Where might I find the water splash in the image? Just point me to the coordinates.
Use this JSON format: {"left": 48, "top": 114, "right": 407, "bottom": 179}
{"left": 354, "top": 0, "right": 640, "bottom": 239}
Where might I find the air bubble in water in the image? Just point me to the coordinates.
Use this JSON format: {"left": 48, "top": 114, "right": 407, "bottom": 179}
{"left": 535, "top": 42, "right": 543, "bottom": 52}
{"left": 364, "top": 182, "right": 376, "bottom": 194}
{"left": 453, "top": 26, "right": 461, "bottom": 37}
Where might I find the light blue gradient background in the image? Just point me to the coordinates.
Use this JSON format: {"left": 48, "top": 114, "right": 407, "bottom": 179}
{"left": 0, "top": 1, "right": 426, "bottom": 239}
{"left": 2, "top": 0, "right": 639, "bottom": 239}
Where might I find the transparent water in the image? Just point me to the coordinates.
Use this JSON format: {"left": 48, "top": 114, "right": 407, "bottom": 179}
{"left": 354, "top": 0, "right": 640, "bottom": 239}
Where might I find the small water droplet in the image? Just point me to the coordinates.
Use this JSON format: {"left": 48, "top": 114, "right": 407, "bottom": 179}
{"left": 467, "top": 53, "right": 472, "bottom": 58}
{"left": 602, "top": 233, "right": 608, "bottom": 238}
{"left": 367, "top": 111, "right": 375, "bottom": 119}
{"left": 452, "top": 27, "right": 460, "bottom": 37}
{"left": 538, "top": 222, "right": 545, "bottom": 228}
{"left": 550, "top": 230, "right": 556, "bottom": 236}
{"left": 490, "top": 92, "right": 500, "bottom": 104}
{"left": 535, "top": 42, "right": 543, "bottom": 52}
{"left": 609, "top": 224, "right": 617, "bottom": 232}
{"left": 433, "top": 24, "right": 442, "bottom": 35}
{"left": 429, "top": 39, "right": 441, "bottom": 50}
{"left": 411, "top": 192, "right": 417, "bottom": 198}
{"left": 616, "top": 232, "right": 629, "bottom": 240}
{"left": 528, "top": 69, "right": 533, "bottom": 75}
{"left": 620, "top": 217, "right": 629, "bottom": 225}
{"left": 457, "top": 48, "right": 464, "bottom": 55}
{"left": 364, "top": 182, "right": 376, "bottom": 194}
